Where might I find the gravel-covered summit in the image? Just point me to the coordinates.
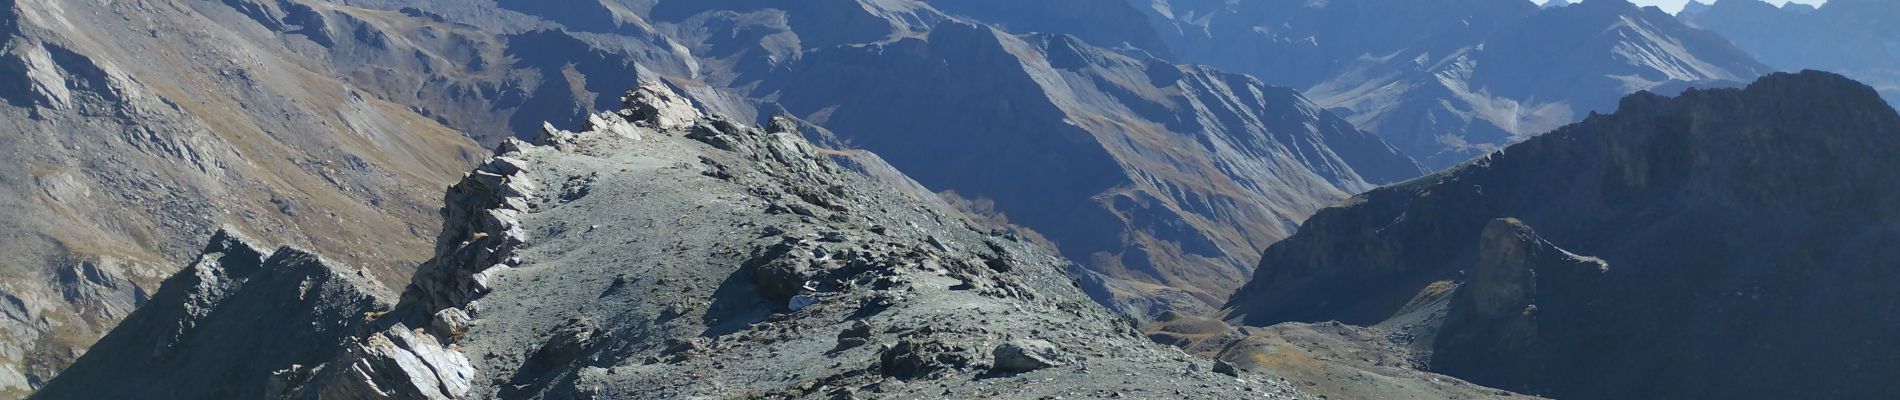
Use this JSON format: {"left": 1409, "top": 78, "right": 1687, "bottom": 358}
{"left": 36, "top": 81, "right": 1307, "bottom": 399}
{"left": 412, "top": 81, "right": 1304, "bottom": 399}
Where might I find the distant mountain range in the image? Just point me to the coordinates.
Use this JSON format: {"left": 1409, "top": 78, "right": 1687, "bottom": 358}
{"left": 1680, "top": 0, "right": 1900, "bottom": 106}
{"left": 1131, "top": 0, "right": 1769, "bottom": 168}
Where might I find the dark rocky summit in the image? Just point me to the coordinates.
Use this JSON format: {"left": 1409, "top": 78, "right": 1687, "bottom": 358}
{"left": 34, "top": 82, "right": 1323, "bottom": 399}
{"left": 1218, "top": 71, "right": 1900, "bottom": 399}
{"left": 33, "top": 230, "right": 397, "bottom": 399}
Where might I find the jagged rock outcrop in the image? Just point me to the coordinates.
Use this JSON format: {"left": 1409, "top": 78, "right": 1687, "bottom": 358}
{"left": 286, "top": 327, "right": 473, "bottom": 400}
{"left": 1429, "top": 219, "right": 1608, "bottom": 387}
{"left": 36, "top": 82, "right": 1320, "bottom": 399}
{"left": 33, "top": 229, "right": 393, "bottom": 399}
{"left": 1222, "top": 71, "right": 1900, "bottom": 399}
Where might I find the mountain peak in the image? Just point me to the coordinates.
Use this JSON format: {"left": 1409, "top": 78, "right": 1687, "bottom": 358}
{"left": 1225, "top": 71, "right": 1900, "bottom": 398}
{"left": 40, "top": 81, "right": 1307, "bottom": 398}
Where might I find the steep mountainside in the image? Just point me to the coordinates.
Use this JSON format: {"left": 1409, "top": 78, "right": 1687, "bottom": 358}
{"left": 365, "top": 0, "right": 1425, "bottom": 317}
{"left": 922, "top": 0, "right": 1174, "bottom": 58}
{"left": 762, "top": 21, "right": 1422, "bottom": 317}
{"left": 35, "top": 82, "right": 1327, "bottom": 400}
{"left": 1223, "top": 71, "right": 1900, "bottom": 399}
{"left": 1680, "top": 0, "right": 1900, "bottom": 106}
{"left": 7, "top": 0, "right": 1423, "bottom": 391}
{"left": 1134, "top": 0, "right": 1769, "bottom": 168}
{"left": 0, "top": 0, "right": 487, "bottom": 393}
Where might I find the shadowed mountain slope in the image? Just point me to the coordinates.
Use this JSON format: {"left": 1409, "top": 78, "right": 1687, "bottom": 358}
{"left": 760, "top": 21, "right": 1422, "bottom": 316}
{"left": 1224, "top": 71, "right": 1900, "bottom": 399}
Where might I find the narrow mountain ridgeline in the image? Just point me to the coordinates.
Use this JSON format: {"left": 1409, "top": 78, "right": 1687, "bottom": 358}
{"left": 34, "top": 82, "right": 1333, "bottom": 400}
{"left": 1219, "top": 71, "right": 1900, "bottom": 399}
{"left": 416, "top": 0, "right": 1427, "bottom": 318}
{"left": 1132, "top": 0, "right": 1769, "bottom": 168}
{"left": 1679, "top": 0, "right": 1900, "bottom": 107}
{"left": 763, "top": 21, "right": 1423, "bottom": 317}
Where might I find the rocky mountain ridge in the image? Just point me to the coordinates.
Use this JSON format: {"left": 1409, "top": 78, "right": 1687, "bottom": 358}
{"left": 33, "top": 82, "right": 1328, "bottom": 399}
{"left": 0, "top": 0, "right": 1428, "bottom": 388}
{"left": 349, "top": 0, "right": 1429, "bottom": 318}
{"left": 1216, "top": 71, "right": 1900, "bottom": 399}
{"left": 760, "top": 19, "right": 1423, "bottom": 317}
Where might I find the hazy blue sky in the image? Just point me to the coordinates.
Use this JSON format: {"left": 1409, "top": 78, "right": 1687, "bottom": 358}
{"left": 1541, "top": 0, "right": 1827, "bottom": 13}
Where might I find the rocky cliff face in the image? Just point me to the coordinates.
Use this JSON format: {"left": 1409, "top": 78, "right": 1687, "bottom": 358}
{"left": 1223, "top": 71, "right": 1900, "bottom": 399}
{"left": 1680, "top": 0, "right": 1900, "bottom": 107}
{"left": 1134, "top": 0, "right": 1769, "bottom": 168}
{"left": 33, "top": 82, "right": 1326, "bottom": 399}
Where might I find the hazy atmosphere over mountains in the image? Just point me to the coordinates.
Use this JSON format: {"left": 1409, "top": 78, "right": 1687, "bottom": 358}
{"left": 2, "top": 0, "right": 1896, "bottom": 399}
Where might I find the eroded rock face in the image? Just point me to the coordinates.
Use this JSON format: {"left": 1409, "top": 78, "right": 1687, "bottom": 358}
{"left": 1460, "top": 218, "right": 1607, "bottom": 321}
{"left": 1430, "top": 219, "right": 1607, "bottom": 386}
{"left": 289, "top": 327, "right": 473, "bottom": 400}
